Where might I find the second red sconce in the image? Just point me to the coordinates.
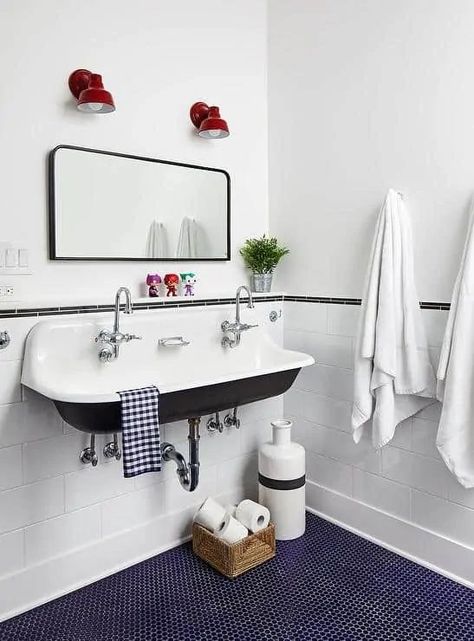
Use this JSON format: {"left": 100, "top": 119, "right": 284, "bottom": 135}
{"left": 190, "top": 102, "right": 229, "bottom": 139}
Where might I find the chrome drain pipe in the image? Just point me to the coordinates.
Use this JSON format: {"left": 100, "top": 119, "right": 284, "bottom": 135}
{"left": 161, "top": 417, "right": 200, "bottom": 492}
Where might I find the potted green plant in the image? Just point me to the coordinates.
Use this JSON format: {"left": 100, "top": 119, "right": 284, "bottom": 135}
{"left": 240, "top": 235, "right": 289, "bottom": 292}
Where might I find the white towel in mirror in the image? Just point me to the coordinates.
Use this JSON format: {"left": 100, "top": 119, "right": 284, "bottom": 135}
{"left": 146, "top": 221, "right": 168, "bottom": 258}
{"left": 176, "top": 217, "right": 199, "bottom": 258}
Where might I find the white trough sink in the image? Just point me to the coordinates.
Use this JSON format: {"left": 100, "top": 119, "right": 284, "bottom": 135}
{"left": 21, "top": 304, "right": 314, "bottom": 432}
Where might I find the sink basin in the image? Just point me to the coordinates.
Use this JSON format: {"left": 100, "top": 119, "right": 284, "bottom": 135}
{"left": 21, "top": 306, "right": 314, "bottom": 433}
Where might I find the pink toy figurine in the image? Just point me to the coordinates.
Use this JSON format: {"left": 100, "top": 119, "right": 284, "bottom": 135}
{"left": 164, "top": 273, "right": 180, "bottom": 297}
{"left": 180, "top": 272, "right": 197, "bottom": 296}
{"left": 146, "top": 274, "right": 162, "bottom": 297}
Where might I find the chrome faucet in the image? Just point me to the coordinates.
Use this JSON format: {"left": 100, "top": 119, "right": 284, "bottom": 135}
{"left": 221, "top": 285, "right": 258, "bottom": 348}
{"left": 95, "top": 287, "right": 142, "bottom": 362}
{"left": 114, "top": 286, "right": 133, "bottom": 333}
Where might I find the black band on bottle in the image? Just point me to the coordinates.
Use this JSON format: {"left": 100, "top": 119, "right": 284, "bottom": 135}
{"left": 258, "top": 473, "right": 306, "bottom": 491}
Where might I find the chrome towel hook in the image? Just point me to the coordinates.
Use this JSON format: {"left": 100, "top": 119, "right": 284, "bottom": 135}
{"left": 0, "top": 331, "right": 10, "bottom": 350}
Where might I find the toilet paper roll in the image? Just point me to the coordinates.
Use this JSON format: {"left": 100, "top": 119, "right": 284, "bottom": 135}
{"left": 193, "top": 497, "right": 227, "bottom": 532}
{"left": 225, "top": 503, "right": 237, "bottom": 517}
{"left": 214, "top": 514, "right": 248, "bottom": 544}
{"left": 235, "top": 499, "right": 270, "bottom": 533}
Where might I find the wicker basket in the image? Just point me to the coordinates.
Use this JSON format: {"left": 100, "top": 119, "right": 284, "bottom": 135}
{"left": 192, "top": 522, "right": 276, "bottom": 578}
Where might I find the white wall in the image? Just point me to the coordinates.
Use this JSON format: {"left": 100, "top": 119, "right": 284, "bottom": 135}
{"left": 0, "top": 0, "right": 275, "bottom": 619}
{"left": 0, "top": 301, "right": 284, "bottom": 620}
{"left": 269, "top": 0, "right": 474, "bottom": 301}
{"left": 0, "top": 0, "right": 268, "bottom": 303}
{"left": 285, "top": 301, "right": 473, "bottom": 585}
{"left": 268, "top": 0, "right": 474, "bottom": 584}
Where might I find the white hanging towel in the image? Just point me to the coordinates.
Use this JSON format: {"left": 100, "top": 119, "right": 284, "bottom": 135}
{"left": 176, "top": 217, "right": 199, "bottom": 258}
{"left": 352, "top": 189, "right": 436, "bottom": 448}
{"left": 146, "top": 221, "right": 168, "bottom": 258}
{"left": 436, "top": 204, "right": 474, "bottom": 487}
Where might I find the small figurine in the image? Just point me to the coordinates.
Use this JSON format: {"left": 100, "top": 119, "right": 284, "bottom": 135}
{"left": 146, "top": 273, "right": 162, "bottom": 298}
{"left": 180, "top": 272, "right": 197, "bottom": 296}
{"left": 164, "top": 273, "right": 180, "bottom": 297}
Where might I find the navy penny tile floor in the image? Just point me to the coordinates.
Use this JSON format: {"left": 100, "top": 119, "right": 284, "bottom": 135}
{"left": 1, "top": 513, "right": 473, "bottom": 641}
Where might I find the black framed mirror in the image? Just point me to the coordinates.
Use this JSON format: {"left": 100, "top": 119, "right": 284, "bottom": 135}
{"left": 48, "top": 145, "right": 231, "bottom": 261}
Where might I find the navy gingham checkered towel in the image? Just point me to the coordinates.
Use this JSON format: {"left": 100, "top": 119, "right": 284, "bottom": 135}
{"left": 118, "top": 386, "right": 161, "bottom": 478}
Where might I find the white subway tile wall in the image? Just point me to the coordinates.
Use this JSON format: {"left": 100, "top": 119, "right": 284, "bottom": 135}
{"left": 285, "top": 301, "right": 474, "bottom": 552}
{"left": 25, "top": 505, "right": 102, "bottom": 565}
{"left": 0, "top": 302, "right": 284, "bottom": 605}
{"left": 0, "top": 530, "right": 24, "bottom": 576}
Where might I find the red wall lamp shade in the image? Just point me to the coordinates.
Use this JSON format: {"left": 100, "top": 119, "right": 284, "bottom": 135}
{"left": 190, "top": 102, "right": 229, "bottom": 138}
{"left": 68, "top": 69, "right": 115, "bottom": 114}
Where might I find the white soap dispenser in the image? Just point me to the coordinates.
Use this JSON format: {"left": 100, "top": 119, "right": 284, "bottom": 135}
{"left": 258, "top": 419, "right": 306, "bottom": 540}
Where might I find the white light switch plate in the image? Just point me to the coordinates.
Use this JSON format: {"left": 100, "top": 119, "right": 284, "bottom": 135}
{"left": 0, "top": 242, "right": 32, "bottom": 275}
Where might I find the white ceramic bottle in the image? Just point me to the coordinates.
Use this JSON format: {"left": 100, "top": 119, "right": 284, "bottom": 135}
{"left": 258, "top": 419, "right": 305, "bottom": 540}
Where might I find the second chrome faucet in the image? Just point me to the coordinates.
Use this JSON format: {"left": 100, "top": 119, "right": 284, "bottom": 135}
{"left": 221, "top": 285, "right": 258, "bottom": 348}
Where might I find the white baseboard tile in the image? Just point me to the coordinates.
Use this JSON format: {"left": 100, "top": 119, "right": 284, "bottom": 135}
{"left": 306, "top": 481, "right": 474, "bottom": 589}
{"left": 0, "top": 485, "right": 251, "bottom": 622}
{"left": 0, "top": 508, "right": 192, "bottom": 622}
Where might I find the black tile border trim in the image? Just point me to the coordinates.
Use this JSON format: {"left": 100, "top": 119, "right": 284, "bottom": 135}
{"left": 285, "top": 296, "right": 451, "bottom": 311}
{"left": 0, "top": 296, "right": 284, "bottom": 319}
{"left": 0, "top": 294, "right": 451, "bottom": 319}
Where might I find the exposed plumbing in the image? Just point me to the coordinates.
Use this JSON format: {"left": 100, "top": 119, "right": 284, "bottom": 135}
{"left": 224, "top": 407, "right": 240, "bottom": 429}
{"left": 78, "top": 420, "right": 201, "bottom": 492}
{"left": 103, "top": 433, "right": 121, "bottom": 461}
{"left": 207, "top": 412, "right": 224, "bottom": 433}
{"left": 161, "top": 417, "right": 200, "bottom": 492}
{"left": 80, "top": 434, "right": 98, "bottom": 466}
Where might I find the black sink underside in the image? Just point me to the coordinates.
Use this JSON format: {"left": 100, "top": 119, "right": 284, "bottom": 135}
{"left": 54, "top": 368, "right": 300, "bottom": 433}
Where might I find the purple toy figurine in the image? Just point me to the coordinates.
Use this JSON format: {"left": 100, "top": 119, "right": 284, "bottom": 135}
{"left": 180, "top": 272, "right": 197, "bottom": 296}
{"left": 146, "top": 274, "right": 162, "bottom": 297}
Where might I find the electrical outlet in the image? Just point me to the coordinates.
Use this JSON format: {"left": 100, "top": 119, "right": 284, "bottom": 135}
{"left": 0, "top": 286, "right": 14, "bottom": 298}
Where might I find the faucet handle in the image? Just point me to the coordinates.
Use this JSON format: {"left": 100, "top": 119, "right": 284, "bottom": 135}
{"left": 124, "top": 333, "right": 142, "bottom": 342}
{"left": 95, "top": 329, "right": 111, "bottom": 343}
{"left": 240, "top": 323, "right": 258, "bottom": 331}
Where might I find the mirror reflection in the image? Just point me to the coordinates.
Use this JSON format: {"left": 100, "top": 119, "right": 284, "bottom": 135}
{"left": 49, "top": 146, "right": 230, "bottom": 261}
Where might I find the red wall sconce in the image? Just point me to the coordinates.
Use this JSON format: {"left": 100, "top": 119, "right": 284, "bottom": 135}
{"left": 68, "top": 69, "right": 115, "bottom": 114}
{"left": 190, "top": 102, "right": 229, "bottom": 139}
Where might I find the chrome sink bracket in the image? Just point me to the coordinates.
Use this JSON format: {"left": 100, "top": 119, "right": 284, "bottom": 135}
{"left": 103, "top": 433, "right": 121, "bottom": 461}
{"left": 161, "top": 417, "right": 200, "bottom": 492}
{"left": 207, "top": 412, "right": 224, "bottom": 433}
{"left": 80, "top": 434, "right": 98, "bottom": 467}
{"left": 224, "top": 407, "right": 240, "bottom": 430}
{"left": 0, "top": 331, "right": 10, "bottom": 350}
